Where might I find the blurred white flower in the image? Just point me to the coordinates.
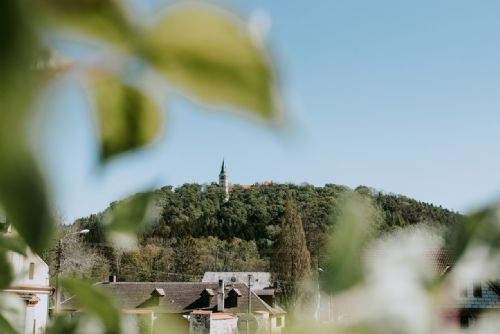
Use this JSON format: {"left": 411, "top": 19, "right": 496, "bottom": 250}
{"left": 363, "top": 226, "right": 443, "bottom": 334}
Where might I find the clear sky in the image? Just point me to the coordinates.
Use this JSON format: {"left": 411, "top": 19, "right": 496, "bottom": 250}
{"left": 39, "top": 0, "right": 500, "bottom": 223}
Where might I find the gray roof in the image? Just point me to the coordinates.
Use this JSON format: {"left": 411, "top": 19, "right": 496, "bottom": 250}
{"left": 61, "top": 282, "right": 285, "bottom": 315}
{"left": 202, "top": 272, "right": 272, "bottom": 291}
{"left": 455, "top": 283, "right": 500, "bottom": 310}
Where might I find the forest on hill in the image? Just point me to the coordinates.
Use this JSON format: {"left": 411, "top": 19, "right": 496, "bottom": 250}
{"left": 52, "top": 183, "right": 462, "bottom": 283}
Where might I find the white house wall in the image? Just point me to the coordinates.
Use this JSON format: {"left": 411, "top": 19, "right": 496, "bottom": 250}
{"left": 8, "top": 250, "right": 50, "bottom": 287}
{"left": 2, "top": 229, "right": 51, "bottom": 334}
{"left": 211, "top": 318, "right": 238, "bottom": 334}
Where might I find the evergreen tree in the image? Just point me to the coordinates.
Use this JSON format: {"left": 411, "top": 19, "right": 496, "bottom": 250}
{"left": 271, "top": 198, "right": 311, "bottom": 308}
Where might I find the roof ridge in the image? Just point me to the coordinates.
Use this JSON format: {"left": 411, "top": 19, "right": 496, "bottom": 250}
{"left": 99, "top": 282, "right": 223, "bottom": 284}
{"left": 249, "top": 290, "right": 286, "bottom": 315}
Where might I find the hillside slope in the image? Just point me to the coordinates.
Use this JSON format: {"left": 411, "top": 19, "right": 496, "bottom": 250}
{"left": 73, "top": 183, "right": 461, "bottom": 281}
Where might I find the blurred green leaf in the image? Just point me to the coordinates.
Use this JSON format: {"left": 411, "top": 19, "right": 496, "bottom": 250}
{"left": 0, "top": 314, "right": 17, "bottom": 334}
{"left": 0, "top": 152, "right": 55, "bottom": 255}
{"left": 320, "top": 193, "right": 381, "bottom": 294}
{"left": 289, "top": 322, "right": 381, "bottom": 334}
{"left": 39, "top": 0, "right": 131, "bottom": 46}
{"left": 0, "top": 251, "right": 13, "bottom": 289}
{"left": 152, "top": 313, "right": 188, "bottom": 334}
{"left": 445, "top": 205, "right": 498, "bottom": 262}
{"left": 0, "top": 1, "right": 37, "bottom": 76}
{"left": 0, "top": 234, "right": 27, "bottom": 256}
{"left": 0, "top": 1, "right": 54, "bottom": 255}
{"left": 143, "top": 6, "right": 280, "bottom": 119}
{"left": 104, "top": 192, "right": 156, "bottom": 234}
{"left": 61, "top": 278, "right": 121, "bottom": 334}
{"left": 88, "top": 71, "right": 161, "bottom": 160}
{"left": 46, "top": 315, "right": 79, "bottom": 334}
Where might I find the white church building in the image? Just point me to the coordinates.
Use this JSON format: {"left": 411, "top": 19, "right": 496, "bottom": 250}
{"left": 1, "top": 218, "right": 52, "bottom": 334}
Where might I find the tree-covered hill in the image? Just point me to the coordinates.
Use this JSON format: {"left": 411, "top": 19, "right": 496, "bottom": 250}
{"left": 71, "top": 183, "right": 461, "bottom": 282}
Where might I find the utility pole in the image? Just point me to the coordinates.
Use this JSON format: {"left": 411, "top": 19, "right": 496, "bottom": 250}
{"left": 247, "top": 274, "right": 252, "bottom": 313}
{"left": 237, "top": 275, "right": 256, "bottom": 334}
{"left": 54, "top": 229, "right": 90, "bottom": 313}
{"left": 54, "top": 239, "right": 62, "bottom": 313}
{"left": 315, "top": 267, "right": 323, "bottom": 321}
{"left": 247, "top": 274, "right": 252, "bottom": 334}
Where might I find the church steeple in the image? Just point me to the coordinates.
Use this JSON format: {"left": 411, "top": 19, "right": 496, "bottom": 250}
{"left": 219, "top": 159, "right": 229, "bottom": 201}
{"left": 220, "top": 160, "right": 226, "bottom": 175}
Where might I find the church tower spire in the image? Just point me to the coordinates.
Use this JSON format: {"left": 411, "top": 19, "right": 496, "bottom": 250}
{"left": 219, "top": 159, "right": 229, "bottom": 201}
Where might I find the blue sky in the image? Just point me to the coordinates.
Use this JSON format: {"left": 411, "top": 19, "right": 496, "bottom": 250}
{"left": 39, "top": 0, "right": 500, "bottom": 222}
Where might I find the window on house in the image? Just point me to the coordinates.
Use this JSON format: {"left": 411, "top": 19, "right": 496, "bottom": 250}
{"left": 0, "top": 214, "right": 7, "bottom": 233}
{"left": 276, "top": 316, "right": 282, "bottom": 327}
{"left": 473, "top": 283, "right": 482, "bottom": 298}
{"left": 29, "top": 262, "right": 35, "bottom": 280}
{"left": 460, "top": 316, "right": 469, "bottom": 329}
{"left": 460, "top": 315, "right": 477, "bottom": 329}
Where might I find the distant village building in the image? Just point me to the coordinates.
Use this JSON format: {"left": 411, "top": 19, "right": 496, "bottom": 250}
{"left": 203, "top": 272, "right": 272, "bottom": 292}
{"left": 0, "top": 219, "right": 52, "bottom": 334}
{"left": 328, "top": 250, "right": 500, "bottom": 330}
{"left": 202, "top": 272, "right": 284, "bottom": 334}
{"left": 454, "top": 281, "right": 500, "bottom": 329}
{"left": 202, "top": 272, "right": 277, "bottom": 309}
{"left": 61, "top": 278, "right": 285, "bottom": 334}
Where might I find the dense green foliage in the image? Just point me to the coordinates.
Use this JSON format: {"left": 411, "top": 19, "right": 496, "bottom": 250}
{"left": 70, "top": 182, "right": 461, "bottom": 282}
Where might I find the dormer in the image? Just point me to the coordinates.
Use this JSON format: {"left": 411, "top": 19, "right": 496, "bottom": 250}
{"left": 200, "top": 288, "right": 215, "bottom": 307}
{"left": 229, "top": 288, "right": 242, "bottom": 297}
{"left": 225, "top": 288, "right": 242, "bottom": 308}
{"left": 202, "top": 288, "right": 215, "bottom": 298}
{"left": 151, "top": 288, "right": 165, "bottom": 297}
{"left": 146, "top": 288, "right": 165, "bottom": 307}
{"left": 137, "top": 288, "right": 166, "bottom": 309}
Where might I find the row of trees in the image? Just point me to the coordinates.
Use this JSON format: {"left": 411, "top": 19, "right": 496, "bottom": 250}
{"left": 43, "top": 232, "right": 267, "bottom": 284}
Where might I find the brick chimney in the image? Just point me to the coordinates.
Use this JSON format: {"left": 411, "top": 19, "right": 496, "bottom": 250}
{"left": 217, "top": 279, "right": 224, "bottom": 312}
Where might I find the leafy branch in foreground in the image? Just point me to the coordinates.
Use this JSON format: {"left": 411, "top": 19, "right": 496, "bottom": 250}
{"left": 1, "top": 0, "right": 281, "bottom": 257}
{"left": 0, "top": 0, "right": 281, "bottom": 333}
{"left": 61, "top": 278, "right": 121, "bottom": 334}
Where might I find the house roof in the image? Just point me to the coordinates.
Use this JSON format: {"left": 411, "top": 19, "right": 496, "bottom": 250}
{"left": 451, "top": 283, "right": 500, "bottom": 310}
{"left": 426, "top": 251, "right": 500, "bottom": 310}
{"left": 60, "top": 282, "right": 285, "bottom": 315}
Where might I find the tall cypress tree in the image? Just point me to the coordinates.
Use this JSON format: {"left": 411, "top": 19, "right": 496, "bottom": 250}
{"left": 272, "top": 198, "right": 311, "bottom": 307}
